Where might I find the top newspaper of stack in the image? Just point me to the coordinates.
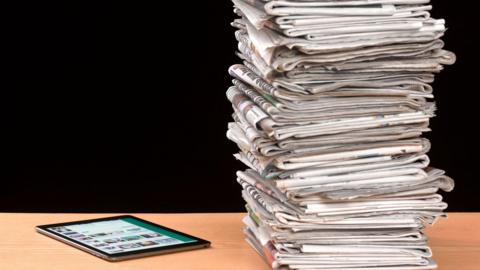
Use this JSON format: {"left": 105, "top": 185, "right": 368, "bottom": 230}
{"left": 226, "top": 0, "right": 455, "bottom": 202}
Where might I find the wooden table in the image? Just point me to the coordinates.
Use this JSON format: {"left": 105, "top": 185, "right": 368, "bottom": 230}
{"left": 0, "top": 213, "right": 478, "bottom": 270}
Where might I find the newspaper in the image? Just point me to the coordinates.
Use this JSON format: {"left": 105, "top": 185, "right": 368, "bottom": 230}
{"left": 226, "top": 0, "right": 455, "bottom": 269}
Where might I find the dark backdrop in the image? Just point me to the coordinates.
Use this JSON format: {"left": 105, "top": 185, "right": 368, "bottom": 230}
{"left": 11, "top": 1, "right": 479, "bottom": 212}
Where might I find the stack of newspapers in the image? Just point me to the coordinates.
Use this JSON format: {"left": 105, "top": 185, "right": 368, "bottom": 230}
{"left": 226, "top": 0, "right": 455, "bottom": 269}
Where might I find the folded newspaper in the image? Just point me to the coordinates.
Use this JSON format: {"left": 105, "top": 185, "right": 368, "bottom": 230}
{"left": 226, "top": 0, "right": 455, "bottom": 269}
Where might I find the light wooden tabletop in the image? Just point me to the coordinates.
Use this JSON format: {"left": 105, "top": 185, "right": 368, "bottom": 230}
{"left": 0, "top": 213, "right": 478, "bottom": 270}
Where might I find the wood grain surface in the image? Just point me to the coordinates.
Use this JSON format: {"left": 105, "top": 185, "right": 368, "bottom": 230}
{"left": 0, "top": 213, "right": 478, "bottom": 270}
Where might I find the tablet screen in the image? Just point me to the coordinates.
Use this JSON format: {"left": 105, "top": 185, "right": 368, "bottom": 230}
{"left": 46, "top": 216, "right": 198, "bottom": 254}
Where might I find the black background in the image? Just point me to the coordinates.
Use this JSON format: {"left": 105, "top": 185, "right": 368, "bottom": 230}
{"left": 11, "top": 1, "right": 479, "bottom": 212}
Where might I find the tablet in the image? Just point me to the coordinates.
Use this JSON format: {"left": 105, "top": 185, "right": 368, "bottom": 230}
{"left": 36, "top": 215, "right": 211, "bottom": 261}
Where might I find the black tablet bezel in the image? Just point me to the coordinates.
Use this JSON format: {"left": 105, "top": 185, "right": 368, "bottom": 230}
{"left": 36, "top": 215, "right": 211, "bottom": 259}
